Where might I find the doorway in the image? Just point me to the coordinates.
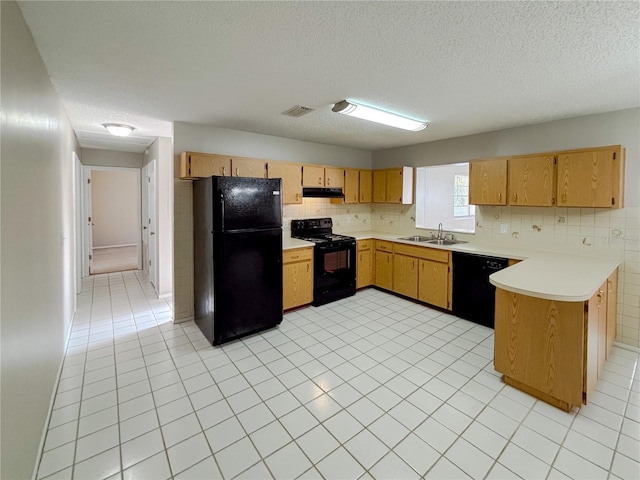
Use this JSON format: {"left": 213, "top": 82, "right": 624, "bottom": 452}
{"left": 83, "top": 166, "right": 142, "bottom": 275}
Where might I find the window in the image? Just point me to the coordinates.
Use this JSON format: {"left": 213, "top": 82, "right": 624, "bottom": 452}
{"left": 453, "top": 174, "right": 473, "bottom": 217}
{"left": 415, "top": 163, "right": 475, "bottom": 233}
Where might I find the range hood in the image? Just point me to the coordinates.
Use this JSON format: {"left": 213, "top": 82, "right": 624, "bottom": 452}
{"left": 302, "top": 187, "right": 345, "bottom": 198}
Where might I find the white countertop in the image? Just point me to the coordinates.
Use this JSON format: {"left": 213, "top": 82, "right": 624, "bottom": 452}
{"left": 488, "top": 253, "right": 618, "bottom": 302}
{"left": 309, "top": 229, "right": 620, "bottom": 302}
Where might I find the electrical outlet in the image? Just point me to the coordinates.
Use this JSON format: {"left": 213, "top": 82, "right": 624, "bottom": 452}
{"left": 500, "top": 224, "right": 509, "bottom": 234}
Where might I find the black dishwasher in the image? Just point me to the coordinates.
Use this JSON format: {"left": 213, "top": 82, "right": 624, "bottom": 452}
{"left": 452, "top": 252, "right": 509, "bottom": 328}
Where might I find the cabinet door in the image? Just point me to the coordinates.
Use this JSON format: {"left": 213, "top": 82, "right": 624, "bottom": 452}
{"left": 302, "top": 165, "right": 325, "bottom": 187}
{"left": 359, "top": 170, "right": 372, "bottom": 203}
{"left": 372, "top": 170, "right": 386, "bottom": 203}
{"left": 418, "top": 259, "right": 449, "bottom": 309}
{"left": 267, "top": 162, "right": 302, "bottom": 204}
{"left": 232, "top": 157, "right": 266, "bottom": 178}
{"left": 343, "top": 169, "right": 359, "bottom": 203}
{"left": 188, "top": 153, "right": 231, "bottom": 177}
{"left": 386, "top": 168, "right": 404, "bottom": 203}
{"left": 283, "top": 260, "right": 313, "bottom": 310}
{"left": 375, "top": 250, "right": 393, "bottom": 290}
{"left": 469, "top": 159, "right": 507, "bottom": 205}
{"left": 357, "top": 247, "right": 372, "bottom": 288}
{"left": 393, "top": 254, "right": 418, "bottom": 298}
{"left": 557, "top": 148, "right": 616, "bottom": 208}
{"left": 325, "top": 167, "right": 345, "bottom": 189}
{"left": 509, "top": 155, "right": 555, "bottom": 206}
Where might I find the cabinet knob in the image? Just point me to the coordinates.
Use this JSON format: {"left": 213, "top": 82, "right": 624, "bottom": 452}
{"left": 318, "top": 177, "right": 322, "bottom": 185}
{"left": 512, "top": 193, "right": 518, "bottom": 202}
{"left": 327, "top": 178, "right": 330, "bottom": 185}
{"left": 498, "top": 192, "right": 502, "bottom": 202}
{"left": 222, "top": 167, "right": 226, "bottom": 175}
{"left": 236, "top": 168, "right": 239, "bottom": 176}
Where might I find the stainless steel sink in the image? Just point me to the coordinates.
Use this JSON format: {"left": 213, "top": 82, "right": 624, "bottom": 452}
{"left": 398, "top": 236, "right": 432, "bottom": 242}
{"left": 425, "top": 239, "right": 467, "bottom": 245}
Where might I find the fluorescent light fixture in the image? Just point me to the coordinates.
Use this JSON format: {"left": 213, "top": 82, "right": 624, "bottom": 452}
{"left": 332, "top": 100, "right": 427, "bottom": 131}
{"left": 103, "top": 123, "right": 135, "bottom": 137}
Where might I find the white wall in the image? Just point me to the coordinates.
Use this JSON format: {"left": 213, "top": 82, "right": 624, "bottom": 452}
{"left": 91, "top": 169, "right": 140, "bottom": 247}
{"left": 173, "top": 122, "right": 372, "bottom": 321}
{"left": 82, "top": 148, "right": 143, "bottom": 168}
{"left": 371, "top": 108, "right": 640, "bottom": 348}
{"left": 1, "top": 2, "right": 78, "bottom": 478}
{"left": 144, "top": 136, "right": 173, "bottom": 297}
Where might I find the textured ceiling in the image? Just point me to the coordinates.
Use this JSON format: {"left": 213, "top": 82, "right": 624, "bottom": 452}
{"left": 18, "top": 1, "right": 640, "bottom": 153}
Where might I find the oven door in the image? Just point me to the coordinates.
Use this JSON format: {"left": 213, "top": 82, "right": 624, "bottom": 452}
{"left": 313, "top": 240, "right": 356, "bottom": 306}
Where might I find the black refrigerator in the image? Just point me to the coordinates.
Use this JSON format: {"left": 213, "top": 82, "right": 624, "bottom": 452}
{"left": 193, "top": 176, "right": 283, "bottom": 345}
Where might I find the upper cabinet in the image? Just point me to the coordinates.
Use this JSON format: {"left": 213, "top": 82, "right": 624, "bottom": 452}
{"left": 359, "top": 170, "right": 372, "bottom": 203}
{"left": 302, "top": 165, "right": 344, "bottom": 188}
{"left": 469, "top": 158, "right": 507, "bottom": 205}
{"left": 469, "top": 145, "right": 625, "bottom": 209}
{"left": 180, "top": 152, "right": 266, "bottom": 179}
{"left": 557, "top": 146, "right": 625, "bottom": 208}
{"left": 267, "top": 162, "right": 303, "bottom": 204}
{"left": 372, "top": 167, "right": 414, "bottom": 204}
{"left": 302, "top": 165, "right": 325, "bottom": 187}
{"left": 231, "top": 157, "right": 266, "bottom": 178}
{"left": 180, "top": 152, "right": 230, "bottom": 178}
{"left": 332, "top": 169, "right": 359, "bottom": 204}
{"left": 508, "top": 154, "right": 555, "bottom": 206}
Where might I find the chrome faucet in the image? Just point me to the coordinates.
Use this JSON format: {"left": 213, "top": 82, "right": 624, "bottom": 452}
{"left": 437, "top": 223, "right": 444, "bottom": 240}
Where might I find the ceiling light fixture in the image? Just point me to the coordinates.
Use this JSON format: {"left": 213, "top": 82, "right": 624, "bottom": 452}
{"left": 332, "top": 100, "right": 428, "bottom": 131}
{"left": 103, "top": 123, "right": 135, "bottom": 137}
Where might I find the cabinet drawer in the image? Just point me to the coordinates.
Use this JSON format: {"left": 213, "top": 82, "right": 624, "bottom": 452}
{"left": 357, "top": 239, "right": 372, "bottom": 251}
{"left": 394, "top": 243, "right": 450, "bottom": 263}
{"left": 375, "top": 240, "right": 394, "bottom": 252}
{"left": 283, "top": 247, "right": 313, "bottom": 264}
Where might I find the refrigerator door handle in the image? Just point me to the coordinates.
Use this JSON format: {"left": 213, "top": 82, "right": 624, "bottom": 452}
{"left": 220, "top": 192, "right": 225, "bottom": 232}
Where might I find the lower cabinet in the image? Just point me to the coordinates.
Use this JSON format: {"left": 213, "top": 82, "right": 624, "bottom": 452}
{"left": 374, "top": 241, "right": 394, "bottom": 290}
{"left": 418, "top": 259, "right": 449, "bottom": 309}
{"left": 356, "top": 240, "right": 373, "bottom": 288}
{"left": 494, "top": 270, "right": 617, "bottom": 412}
{"left": 283, "top": 247, "right": 313, "bottom": 310}
{"left": 372, "top": 240, "right": 452, "bottom": 310}
{"left": 393, "top": 254, "right": 418, "bottom": 298}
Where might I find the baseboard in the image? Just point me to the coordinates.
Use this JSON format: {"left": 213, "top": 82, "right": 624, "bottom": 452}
{"left": 31, "top": 315, "right": 75, "bottom": 480}
{"left": 613, "top": 341, "right": 640, "bottom": 354}
{"left": 158, "top": 292, "right": 172, "bottom": 299}
{"left": 174, "top": 315, "right": 194, "bottom": 324}
{"left": 93, "top": 243, "right": 137, "bottom": 250}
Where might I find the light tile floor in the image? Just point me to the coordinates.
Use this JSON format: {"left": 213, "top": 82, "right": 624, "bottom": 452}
{"left": 37, "top": 271, "right": 640, "bottom": 479}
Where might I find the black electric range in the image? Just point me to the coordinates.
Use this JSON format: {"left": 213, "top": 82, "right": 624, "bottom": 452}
{"left": 291, "top": 218, "right": 356, "bottom": 306}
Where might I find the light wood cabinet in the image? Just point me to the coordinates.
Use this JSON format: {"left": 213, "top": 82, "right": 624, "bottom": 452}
{"left": 282, "top": 247, "right": 313, "bottom": 310}
{"left": 418, "top": 259, "right": 449, "bottom": 309}
{"left": 325, "top": 167, "right": 344, "bottom": 189}
{"left": 359, "top": 170, "right": 372, "bottom": 203}
{"left": 469, "top": 145, "right": 625, "bottom": 208}
{"left": 372, "top": 167, "right": 414, "bottom": 204}
{"left": 469, "top": 158, "right": 507, "bottom": 205}
{"left": 302, "top": 165, "right": 325, "bottom": 187}
{"left": 374, "top": 241, "right": 394, "bottom": 290}
{"left": 267, "top": 162, "right": 303, "bottom": 204}
{"left": 356, "top": 240, "right": 373, "bottom": 288}
{"left": 508, "top": 154, "right": 555, "bottom": 206}
{"left": 557, "top": 146, "right": 624, "bottom": 208}
{"left": 393, "top": 254, "right": 418, "bottom": 298}
{"left": 332, "top": 169, "right": 359, "bottom": 205}
{"left": 180, "top": 152, "right": 230, "bottom": 178}
{"left": 494, "top": 271, "right": 617, "bottom": 412}
{"left": 231, "top": 157, "right": 266, "bottom": 178}
{"left": 372, "top": 170, "right": 387, "bottom": 203}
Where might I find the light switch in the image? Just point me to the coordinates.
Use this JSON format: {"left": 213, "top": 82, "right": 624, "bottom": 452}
{"left": 500, "top": 224, "right": 509, "bottom": 234}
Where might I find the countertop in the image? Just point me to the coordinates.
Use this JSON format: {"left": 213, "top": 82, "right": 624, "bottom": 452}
{"left": 284, "top": 229, "right": 620, "bottom": 302}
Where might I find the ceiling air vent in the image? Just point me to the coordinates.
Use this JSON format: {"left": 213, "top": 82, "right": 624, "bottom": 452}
{"left": 282, "top": 105, "right": 314, "bottom": 117}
